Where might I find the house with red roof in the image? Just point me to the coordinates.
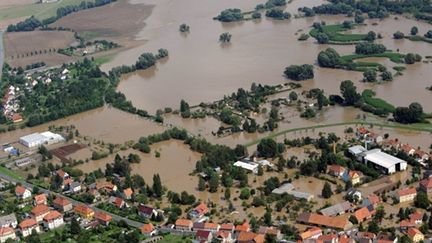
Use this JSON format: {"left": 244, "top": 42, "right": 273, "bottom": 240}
{"left": 31, "top": 204, "right": 50, "bottom": 222}
{"left": 56, "top": 169, "right": 70, "bottom": 180}
{"left": 414, "top": 150, "right": 430, "bottom": 163}
{"left": 195, "top": 230, "right": 212, "bottom": 242}
{"left": 11, "top": 113, "right": 23, "bottom": 123}
{"left": 74, "top": 204, "right": 94, "bottom": 219}
{"left": 318, "top": 233, "right": 338, "bottom": 243}
{"left": 399, "top": 219, "right": 416, "bottom": 230}
{"left": 140, "top": 223, "right": 156, "bottom": 237}
{"left": 328, "top": 165, "right": 346, "bottom": 178}
{"left": 43, "top": 210, "right": 64, "bottom": 230}
{"left": 397, "top": 188, "right": 417, "bottom": 203}
{"left": 258, "top": 226, "right": 281, "bottom": 240}
{"left": 407, "top": 228, "right": 424, "bottom": 242}
{"left": 300, "top": 227, "right": 322, "bottom": 241}
{"left": 420, "top": 177, "right": 432, "bottom": 193}
{"left": 409, "top": 211, "right": 424, "bottom": 225}
{"left": 354, "top": 207, "right": 374, "bottom": 222}
{"left": 109, "top": 196, "right": 127, "bottom": 209}
{"left": 237, "top": 231, "right": 264, "bottom": 243}
{"left": 203, "top": 222, "right": 220, "bottom": 232}
{"left": 122, "top": 188, "right": 133, "bottom": 200}
{"left": 53, "top": 197, "right": 73, "bottom": 212}
{"left": 219, "top": 223, "right": 235, "bottom": 233}
{"left": 138, "top": 204, "right": 159, "bottom": 219}
{"left": 94, "top": 211, "right": 112, "bottom": 226}
{"left": 175, "top": 219, "right": 193, "bottom": 231}
{"left": 0, "top": 227, "right": 16, "bottom": 242}
{"left": 34, "top": 193, "right": 47, "bottom": 205}
{"left": 401, "top": 144, "right": 416, "bottom": 156}
{"left": 19, "top": 218, "right": 40, "bottom": 237}
{"left": 343, "top": 170, "right": 362, "bottom": 185}
{"left": 15, "top": 185, "right": 31, "bottom": 200}
{"left": 189, "top": 202, "right": 208, "bottom": 218}
{"left": 215, "top": 230, "right": 233, "bottom": 243}
{"left": 235, "top": 221, "right": 250, "bottom": 233}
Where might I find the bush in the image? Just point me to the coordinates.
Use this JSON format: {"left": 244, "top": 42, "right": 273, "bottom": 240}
{"left": 216, "top": 9, "right": 243, "bottom": 22}
{"left": 284, "top": 64, "right": 314, "bottom": 81}
{"left": 317, "top": 48, "right": 340, "bottom": 67}
{"left": 424, "top": 30, "right": 432, "bottom": 39}
{"left": 363, "top": 69, "right": 377, "bottom": 82}
{"left": 393, "top": 31, "right": 405, "bottom": 39}
{"left": 355, "top": 43, "right": 386, "bottom": 55}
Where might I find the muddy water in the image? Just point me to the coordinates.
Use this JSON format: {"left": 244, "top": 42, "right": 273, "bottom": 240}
{"left": 109, "top": 0, "right": 432, "bottom": 114}
{"left": 0, "top": 106, "right": 166, "bottom": 144}
{"left": 74, "top": 140, "right": 201, "bottom": 193}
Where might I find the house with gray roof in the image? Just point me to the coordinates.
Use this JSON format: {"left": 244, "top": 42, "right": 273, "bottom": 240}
{"left": 0, "top": 213, "right": 17, "bottom": 228}
{"left": 320, "top": 201, "right": 354, "bottom": 216}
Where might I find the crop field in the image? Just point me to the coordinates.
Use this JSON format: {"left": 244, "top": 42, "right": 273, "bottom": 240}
{"left": 4, "top": 30, "right": 76, "bottom": 68}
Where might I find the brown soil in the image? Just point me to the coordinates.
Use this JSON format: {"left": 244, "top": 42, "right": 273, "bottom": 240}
{"left": 50, "top": 0, "right": 153, "bottom": 44}
{"left": 4, "top": 30, "right": 76, "bottom": 68}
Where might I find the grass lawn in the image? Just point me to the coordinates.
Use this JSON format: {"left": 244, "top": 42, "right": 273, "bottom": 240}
{"left": 310, "top": 24, "right": 367, "bottom": 43}
{"left": 159, "top": 234, "right": 192, "bottom": 243}
{"left": 94, "top": 54, "right": 115, "bottom": 65}
{"left": 0, "top": 0, "right": 86, "bottom": 22}
{"left": 362, "top": 89, "right": 395, "bottom": 113}
{"left": 0, "top": 166, "right": 23, "bottom": 180}
{"left": 337, "top": 52, "right": 405, "bottom": 71}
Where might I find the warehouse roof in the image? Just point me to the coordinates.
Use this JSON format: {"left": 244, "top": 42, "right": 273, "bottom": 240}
{"left": 363, "top": 149, "right": 406, "bottom": 169}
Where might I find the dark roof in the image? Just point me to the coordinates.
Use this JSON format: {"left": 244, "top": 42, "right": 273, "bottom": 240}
{"left": 138, "top": 205, "right": 155, "bottom": 215}
{"left": 193, "top": 222, "right": 205, "bottom": 229}
{"left": 196, "top": 230, "right": 211, "bottom": 238}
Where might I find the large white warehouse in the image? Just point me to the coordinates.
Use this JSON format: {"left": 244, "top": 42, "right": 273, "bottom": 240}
{"left": 19, "top": 132, "right": 64, "bottom": 148}
{"left": 362, "top": 149, "right": 407, "bottom": 174}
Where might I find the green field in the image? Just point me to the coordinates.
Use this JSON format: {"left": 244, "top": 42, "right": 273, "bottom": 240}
{"left": 0, "top": 0, "right": 92, "bottom": 22}
{"left": 0, "top": 166, "right": 23, "bottom": 180}
{"left": 405, "top": 35, "right": 432, "bottom": 44}
{"left": 94, "top": 54, "right": 115, "bottom": 65}
{"left": 338, "top": 52, "right": 405, "bottom": 71}
{"left": 310, "top": 24, "right": 368, "bottom": 43}
{"left": 362, "top": 89, "right": 396, "bottom": 113}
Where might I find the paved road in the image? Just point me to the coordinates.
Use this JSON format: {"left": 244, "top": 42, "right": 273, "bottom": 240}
{"left": 0, "top": 172, "right": 144, "bottom": 228}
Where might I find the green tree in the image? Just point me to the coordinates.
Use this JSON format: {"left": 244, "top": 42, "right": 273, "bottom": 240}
{"left": 367, "top": 220, "right": 380, "bottom": 234}
{"left": 322, "top": 182, "right": 333, "bottom": 198}
{"left": 289, "top": 91, "right": 298, "bottom": 101}
{"left": 219, "top": 32, "right": 232, "bottom": 43}
{"left": 224, "top": 187, "right": 231, "bottom": 200}
{"left": 340, "top": 80, "right": 361, "bottom": 105}
{"left": 70, "top": 218, "right": 81, "bottom": 234}
{"left": 415, "top": 191, "right": 430, "bottom": 209}
{"left": 152, "top": 174, "right": 163, "bottom": 197}
{"left": 239, "top": 188, "right": 251, "bottom": 199}
{"left": 209, "top": 172, "right": 219, "bottom": 193}
{"left": 393, "top": 31, "right": 405, "bottom": 39}
{"left": 198, "top": 177, "right": 206, "bottom": 191}
{"left": 411, "top": 26, "right": 418, "bottom": 35}
{"left": 257, "top": 138, "right": 279, "bottom": 158}
{"left": 363, "top": 69, "right": 377, "bottom": 82}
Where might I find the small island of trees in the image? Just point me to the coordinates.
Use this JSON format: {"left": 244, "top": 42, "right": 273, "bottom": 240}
{"left": 284, "top": 64, "right": 314, "bottom": 81}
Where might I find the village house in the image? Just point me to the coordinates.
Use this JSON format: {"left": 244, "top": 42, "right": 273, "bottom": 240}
{"left": 15, "top": 186, "right": 31, "bottom": 200}
{"left": 328, "top": 165, "right": 346, "bottom": 178}
{"left": 203, "top": 222, "right": 220, "bottom": 232}
{"left": 122, "top": 188, "right": 133, "bottom": 200}
{"left": 258, "top": 226, "right": 281, "bottom": 240}
{"left": 0, "top": 214, "right": 17, "bottom": 228}
{"left": 407, "top": 228, "right": 424, "bottom": 243}
{"left": 175, "top": 219, "right": 193, "bottom": 231}
{"left": 94, "top": 182, "right": 117, "bottom": 194}
{"left": 74, "top": 205, "right": 94, "bottom": 219}
{"left": 362, "top": 194, "right": 381, "bottom": 207}
{"left": 0, "top": 227, "right": 16, "bottom": 242}
{"left": 356, "top": 232, "right": 377, "bottom": 242}
{"left": 339, "top": 235, "right": 355, "bottom": 243}
{"left": 189, "top": 202, "right": 208, "bottom": 218}
{"left": 56, "top": 169, "right": 70, "bottom": 180}
{"left": 138, "top": 204, "right": 158, "bottom": 219}
{"left": 419, "top": 177, "right": 432, "bottom": 193}
{"left": 399, "top": 219, "right": 416, "bottom": 230}
{"left": 53, "top": 197, "right": 73, "bottom": 212}
{"left": 235, "top": 222, "right": 251, "bottom": 234}
{"left": 140, "top": 223, "right": 156, "bottom": 237}
{"left": 219, "top": 223, "right": 235, "bottom": 233}
{"left": 88, "top": 189, "right": 101, "bottom": 202}
{"left": 356, "top": 127, "right": 370, "bottom": 139}
{"left": 34, "top": 194, "right": 47, "bottom": 205}
{"left": 414, "top": 150, "right": 430, "bottom": 163}
{"left": 318, "top": 233, "right": 338, "bottom": 243}
{"left": 300, "top": 227, "right": 322, "bottom": 241}
{"left": 397, "top": 188, "right": 417, "bottom": 203}
{"left": 19, "top": 218, "right": 40, "bottom": 237}
{"left": 195, "top": 230, "right": 213, "bottom": 242}
{"left": 409, "top": 211, "right": 424, "bottom": 225}
{"left": 31, "top": 204, "right": 50, "bottom": 222}
{"left": 401, "top": 144, "right": 416, "bottom": 156}
{"left": 109, "top": 196, "right": 127, "bottom": 209}
{"left": 69, "top": 181, "right": 82, "bottom": 193}
{"left": 237, "top": 231, "right": 264, "bottom": 243}
{"left": 297, "top": 213, "right": 353, "bottom": 230}
{"left": 377, "top": 234, "right": 397, "bottom": 243}
{"left": 343, "top": 170, "right": 362, "bottom": 185}
{"left": 62, "top": 178, "right": 73, "bottom": 191}
{"left": 215, "top": 231, "right": 233, "bottom": 243}
{"left": 320, "top": 201, "right": 354, "bottom": 217}
{"left": 43, "top": 210, "right": 64, "bottom": 230}
{"left": 193, "top": 222, "right": 205, "bottom": 231}
{"left": 354, "top": 206, "right": 375, "bottom": 223}
{"left": 94, "top": 211, "right": 112, "bottom": 226}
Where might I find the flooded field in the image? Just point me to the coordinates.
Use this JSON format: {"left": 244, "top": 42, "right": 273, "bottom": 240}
{"left": 74, "top": 140, "right": 201, "bottom": 194}
{"left": 0, "top": 106, "right": 166, "bottom": 145}
{"left": 106, "top": 0, "right": 432, "bottom": 114}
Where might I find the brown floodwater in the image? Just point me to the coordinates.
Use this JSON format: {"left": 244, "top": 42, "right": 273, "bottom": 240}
{"left": 0, "top": 106, "right": 166, "bottom": 144}
{"left": 107, "top": 0, "right": 432, "bottom": 114}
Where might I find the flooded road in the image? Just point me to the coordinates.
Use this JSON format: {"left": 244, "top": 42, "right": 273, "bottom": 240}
{"left": 107, "top": 0, "right": 432, "bottom": 114}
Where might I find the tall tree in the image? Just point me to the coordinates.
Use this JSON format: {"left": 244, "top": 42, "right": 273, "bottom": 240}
{"left": 152, "top": 174, "right": 163, "bottom": 197}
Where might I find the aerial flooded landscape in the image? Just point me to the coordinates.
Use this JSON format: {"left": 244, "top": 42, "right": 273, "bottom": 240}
{"left": 0, "top": 0, "right": 432, "bottom": 242}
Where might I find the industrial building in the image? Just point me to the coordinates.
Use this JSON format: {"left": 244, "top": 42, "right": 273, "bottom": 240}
{"left": 361, "top": 149, "right": 407, "bottom": 174}
{"left": 19, "top": 132, "right": 64, "bottom": 148}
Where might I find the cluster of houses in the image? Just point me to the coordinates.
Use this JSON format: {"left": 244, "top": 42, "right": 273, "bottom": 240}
{"left": 395, "top": 176, "right": 432, "bottom": 204}
{"left": 2, "top": 85, "right": 22, "bottom": 123}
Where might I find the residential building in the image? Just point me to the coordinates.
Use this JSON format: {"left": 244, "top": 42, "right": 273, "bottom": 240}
{"left": 0, "top": 214, "right": 17, "bottom": 228}
{"left": 53, "top": 197, "right": 73, "bottom": 212}
{"left": 237, "top": 231, "right": 264, "bottom": 243}
{"left": 122, "top": 188, "right": 133, "bottom": 200}
{"left": 74, "top": 205, "right": 94, "bottom": 219}
{"left": 297, "top": 212, "right": 353, "bottom": 230}
{"left": 34, "top": 194, "right": 47, "bottom": 205}
{"left": 109, "top": 196, "right": 127, "bottom": 209}
{"left": 195, "top": 230, "right": 212, "bottom": 242}
{"left": 401, "top": 144, "right": 416, "bottom": 156}
{"left": 19, "top": 219, "right": 40, "bottom": 237}
{"left": 140, "top": 223, "right": 156, "bottom": 237}
{"left": 203, "top": 222, "right": 220, "bottom": 232}
{"left": 15, "top": 186, "right": 31, "bottom": 200}
{"left": 414, "top": 150, "right": 430, "bottom": 163}
{"left": 233, "top": 161, "right": 259, "bottom": 174}
{"left": 189, "top": 202, "right": 208, "bottom": 218}
{"left": 409, "top": 211, "right": 424, "bottom": 225}
{"left": 69, "top": 182, "right": 81, "bottom": 193}
{"left": 56, "top": 169, "right": 70, "bottom": 180}
{"left": 258, "top": 226, "right": 281, "bottom": 240}
{"left": 43, "top": 211, "right": 64, "bottom": 230}
{"left": 399, "top": 219, "right": 416, "bottom": 230}
{"left": 362, "top": 194, "right": 381, "bottom": 207}
{"left": 397, "top": 188, "right": 417, "bottom": 203}
{"left": 138, "top": 205, "right": 158, "bottom": 219}
{"left": 0, "top": 227, "right": 15, "bottom": 242}
{"left": 31, "top": 204, "right": 50, "bottom": 222}
{"left": 219, "top": 223, "right": 235, "bottom": 233}
{"left": 215, "top": 231, "right": 233, "bottom": 243}
{"left": 377, "top": 234, "right": 397, "bottom": 243}
{"left": 94, "top": 212, "right": 112, "bottom": 226}
{"left": 356, "top": 232, "right": 377, "bottom": 242}
{"left": 175, "top": 219, "right": 193, "bottom": 231}
{"left": 343, "top": 170, "right": 362, "bottom": 185}
{"left": 328, "top": 165, "right": 346, "bottom": 178}
{"left": 407, "top": 228, "right": 424, "bottom": 242}
{"left": 95, "top": 182, "right": 117, "bottom": 193}
{"left": 419, "top": 177, "right": 432, "bottom": 193}
{"left": 354, "top": 207, "right": 374, "bottom": 222}
{"left": 318, "top": 233, "right": 338, "bottom": 243}
{"left": 235, "top": 222, "right": 250, "bottom": 233}
{"left": 300, "top": 227, "right": 322, "bottom": 241}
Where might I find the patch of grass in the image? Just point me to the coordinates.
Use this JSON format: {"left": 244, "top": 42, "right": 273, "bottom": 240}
{"left": 405, "top": 35, "right": 432, "bottom": 44}
{"left": 336, "top": 52, "right": 405, "bottom": 71}
{"left": 0, "top": 166, "right": 23, "bottom": 181}
{"left": 310, "top": 24, "right": 367, "bottom": 43}
{"left": 362, "top": 89, "right": 395, "bottom": 113}
{"left": 94, "top": 54, "right": 115, "bottom": 65}
{"left": 393, "top": 66, "right": 406, "bottom": 72}
{"left": 159, "top": 234, "right": 192, "bottom": 243}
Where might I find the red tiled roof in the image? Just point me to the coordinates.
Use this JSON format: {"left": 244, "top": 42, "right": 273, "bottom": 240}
{"left": 34, "top": 194, "right": 47, "bottom": 204}
{"left": 43, "top": 211, "right": 62, "bottom": 221}
{"left": 237, "top": 231, "right": 264, "bottom": 243}
{"left": 354, "top": 207, "right": 373, "bottom": 222}
{"left": 300, "top": 227, "right": 322, "bottom": 240}
{"left": 57, "top": 170, "right": 67, "bottom": 178}
{"left": 140, "top": 223, "right": 154, "bottom": 234}
{"left": 216, "top": 231, "right": 231, "bottom": 239}
{"left": 53, "top": 197, "right": 71, "bottom": 206}
{"left": 175, "top": 219, "right": 192, "bottom": 227}
{"left": 328, "top": 165, "right": 346, "bottom": 174}
{"left": 19, "top": 218, "right": 37, "bottom": 229}
{"left": 31, "top": 204, "right": 50, "bottom": 216}
{"left": 113, "top": 197, "right": 124, "bottom": 208}
{"left": 235, "top": 222, "right": 250, "bottom": 232}
{"left": 219, "top": 223, "right": 234, "bottom": 231}
{"left": 203, "top": 222, "right": 219, "bottom": 230}
{"left": 407, "top": 227, "right": 423, "bottom": 238}
{"left": 0, "top": 227, "right": 14, "bottom": 236}
{"left": 409, "top": 211, "right": 424, "bottom": 222}
{"left": 357, "top": 127, "right": 369, "bottom": 135}
{"left": 196, "top": 230, "right": 211, "bottom": 239}
{"left": 192, "top": 202, "right": 208, "bottom": 216}
{"left": 297, "top": 213, "right": 351, "bottom": 230}
{"left": 349, "top": 170, "right": 361, "bottom": 178}
{"left": 318, "top": 234, "right": 338, "bottom": 241}
{"left": 15, "top": 185, "right": 27, "bottom": 195}
{"left": 94, "top": 211, "right": 112, "bottom": 222}
{"left": 12, "top": 113, "right": 23, "bottom": 122}
{"left": 420, "top": 178, "right": 432, "bottom": 189}
{"left": 123, "top": 188, "right": 133, "bottom": 197}
{"left": 74, "top": 204, "right": 93, "bottom": 215}
{"left": 400, "top": 220, "right": 415, "bottom": 228}
{"left": 367, "top": 194, "right": 381, "bottom": 205}
{"left": 398, "top": 188, "right": 417, "bottom": 197}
